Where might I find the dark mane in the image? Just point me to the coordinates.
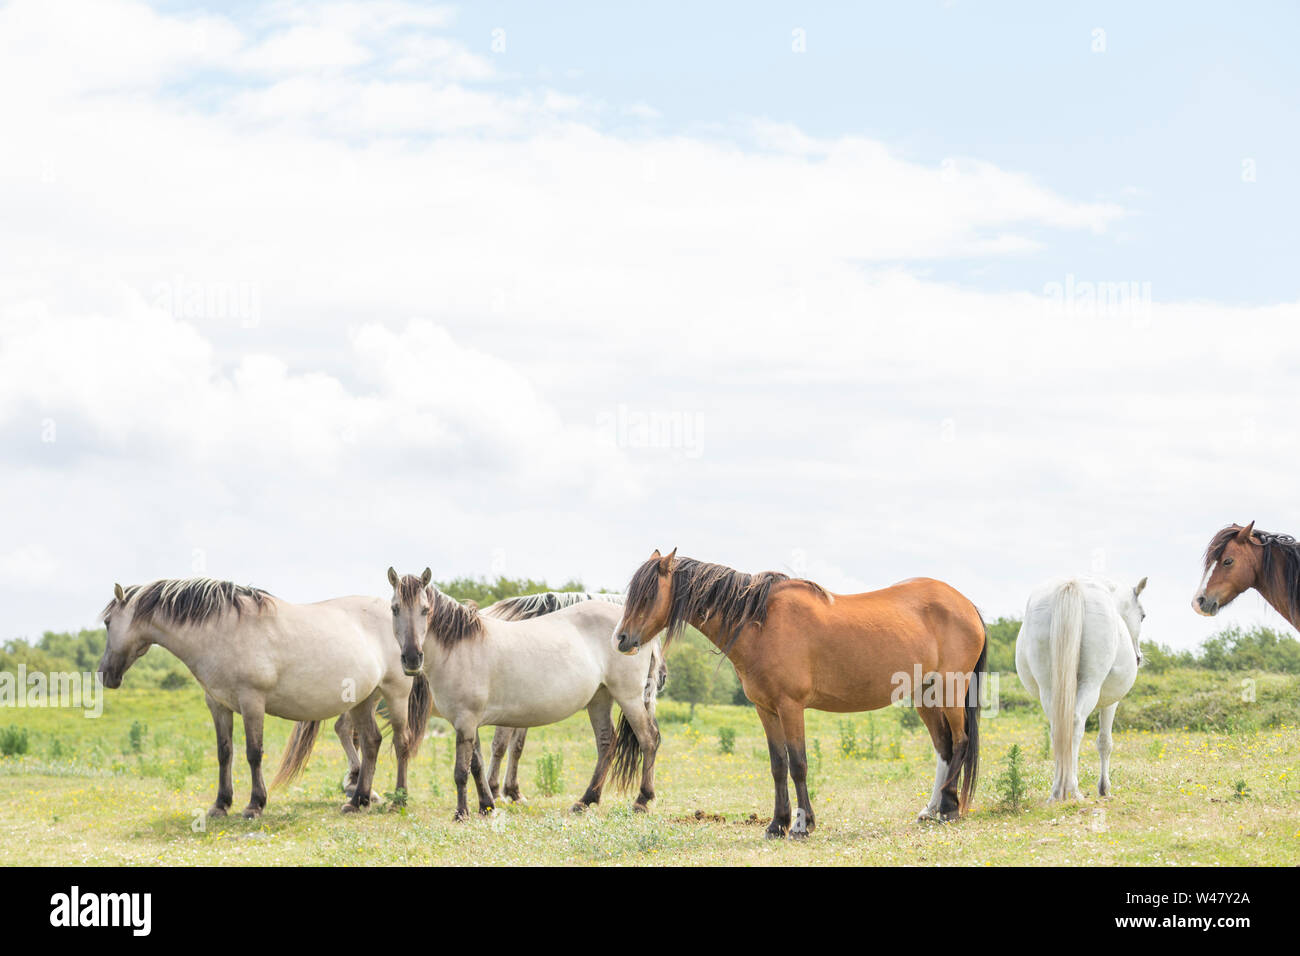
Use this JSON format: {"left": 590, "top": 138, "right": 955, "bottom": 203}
{"left": 103, "top": 578, "right": 274, "bottom": 628}
{"left": 625, "top": 555, "right": 829, "bottom": 654}
{"left": 484, "top": 591, "right": 625, "bottom": 621}
{"left": 1204, "top": 524, "right": 1300, "bottom": 622}
{"left": 421, "top": 582, "right": 483, "bottom": 649}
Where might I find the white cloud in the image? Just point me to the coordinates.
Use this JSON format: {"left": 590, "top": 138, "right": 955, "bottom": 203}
{"left": 1, "top": 0, "right": 1296, "bottom": 654}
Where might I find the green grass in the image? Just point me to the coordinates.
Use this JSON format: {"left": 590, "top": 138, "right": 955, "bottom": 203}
{"left": 0, "top": 674, "right": 1297, "bottom": 865}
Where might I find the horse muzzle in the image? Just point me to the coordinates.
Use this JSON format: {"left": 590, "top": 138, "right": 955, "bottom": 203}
{"left": 401, "top": 653, "right": 424, "bottom": 676}
{"left": 99, "top": 669, "right": 123, "bottom": 690}
{"left": 1193, "top": 594, "right": 1219, "bottom": 617}
{"left": 614, "top": 632, "right": 641, "bottom": 656}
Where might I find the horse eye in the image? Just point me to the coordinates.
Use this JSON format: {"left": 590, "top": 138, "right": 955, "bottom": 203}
{"left": 1223, "top": 558, "right": 1234, "bottom": 567}
{"left": 391, "top": 606, "right": 399, "bottom": 615}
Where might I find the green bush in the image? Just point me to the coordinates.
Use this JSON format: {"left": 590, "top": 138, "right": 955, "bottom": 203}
{"left": 0, "top": 726, "right": 30, "bottom": 757}
{"left": 534, "top": 750, "right": 564, "bottom": 797}
{"left": 718, "top": 726, "right": 735, "bottom": 754}
{"left": 995, "top": 744, "right": 1028, "bottom": 812}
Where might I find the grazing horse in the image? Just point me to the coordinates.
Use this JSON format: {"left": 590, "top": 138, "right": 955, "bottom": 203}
{"left": 1194, "top": 521, "right": 1300, "bottom": 630}
{"left": 97, "top": 578, "right": 431, "bottom": 817}
{"left": 388, "top": 569, "right": 663, "bottom": 820}
{"left": 1015, "top": 576, "right": 1146, "bottom": 802}
{"left": 613, "top": 550, "right": 987, "bottom": 837}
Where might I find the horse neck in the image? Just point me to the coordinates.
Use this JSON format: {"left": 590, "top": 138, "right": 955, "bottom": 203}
{"left": 134, "top": 617, "right": 202, "bottom": 664}
{"left": 683, "top": 612, "right": 752, "bottom": 669}
{"left": 1253, "top": 556, "right": 1300, "bottom": 629}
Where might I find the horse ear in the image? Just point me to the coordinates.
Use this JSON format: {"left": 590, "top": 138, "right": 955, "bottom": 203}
{"left": 658, "top": 547, "right": 678, "bottom": 575}
{"left": 387, "top": 567, "right": 399, "bottom": 589}
{"left": 113, "top": 582, "right": 125, "bottom": 603}
{"left": 420, "top": 567, "right": 432, "bottom": 587}
{"left": 1134, "top": 576, "right": 1148, "bottom": 596}
{"left": 1237, "top": 521, "right": 1256, "bottom": 542}
{"left": 650, "top": 549, "right": 662, "bottom": 560}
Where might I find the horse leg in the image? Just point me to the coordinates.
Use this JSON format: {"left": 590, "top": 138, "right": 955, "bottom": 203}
{"left": 205, "top": 693, "right": 234, "bottom": 817}
{"left": 779, "top": 704, "right": 814, "bottom": 838}
{"left": 452, "top": 725, "right": 475, "bottom": 821}
{"left": 916, "top": 705, "right": 954, "bottom": 822}
{"left": 487, "top": 726, "right": 511, "bottom": 803}
{"left": 1066, "top": 684, "right": 1103, "bottom": 801}
{"left": 387, "top": 693, "right": 411, "bottom": 796}
{"left": 937, "top": 705, "right": 969, "bottom": 819}
{"left": 504, "top": 728, "right": 527, "bottom": 802}
{"left": 626, "top": 700, "right": 660, "bottom": 813}
{"left": 1097, "top": 702, "right": 1118, "bottom": 797}
{"left": 756, "top": 705, "right": 791, "bottom": 838}
{"left": 573, "top": 688, "right": 616, "bottom": 811}
{"left": 342, "top": 697, "right": 381, "bottom": 813}
{"left": 469, "top": 730, "right": 495, "bottom": 815}
{"left": 239, "top": 698, "right": 267, "bottom": 818}
{"left": 334, "top": 714, "right": 362, "bottom": 797}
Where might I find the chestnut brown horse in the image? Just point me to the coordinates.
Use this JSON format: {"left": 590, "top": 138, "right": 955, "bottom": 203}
{"left": 614, "top": 550, "right": 987, "bottom": 837}
{"left": 1194, "top": 521, "right": 1300, "bottom": 630}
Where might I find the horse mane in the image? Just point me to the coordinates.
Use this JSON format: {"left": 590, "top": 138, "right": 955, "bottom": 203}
{"left": 625, "top": 555, "right": 829, "bottom": 654}
{"left": 1204, "top": 524, "right": 1300, "bottom": 621}
{"left": 103, "top": 578, "right": 274, "bottom": 628}
{"left": 413, "top": 579, "right": 483, "bottom": 650}
{"left": 484, "top": 591, "right": 625, "bottom": 621}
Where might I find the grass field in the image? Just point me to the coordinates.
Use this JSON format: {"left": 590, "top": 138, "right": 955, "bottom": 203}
{"left": 1, "top": 676, "right": 1297, "bottom": 866}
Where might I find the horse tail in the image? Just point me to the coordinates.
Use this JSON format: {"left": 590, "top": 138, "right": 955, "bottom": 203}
{"left": 405, "top": 674, "right": 433, "bottom": 760}
{"left": 959, "top": 617, "right": 987, "bottom": 813}
{"left": 271, "top": 720, "right": 322, "bottom": 789}
{"left": 1049, "top": 579, "right": 1085, "bottom": 789}
{"left": 611, "top": 642, "right": 663, "bottom": 793}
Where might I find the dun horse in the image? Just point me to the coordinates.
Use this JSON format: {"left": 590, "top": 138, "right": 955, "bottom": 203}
{"left": 1015, "top": 576, "right": 1146, "bottom": 801}
{"left": 1194, "top": 521, "right": 1300, "bottom": 631}
{"left": 613, "top": 550, "right": 987, "bottom": 837}
{"left": 389, "top": 569, "right": 663, "bottom": 819}
{"left": 97, "top": 578, "right": 431, "bottom": 817}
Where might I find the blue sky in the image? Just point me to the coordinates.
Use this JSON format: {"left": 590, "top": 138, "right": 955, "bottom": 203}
{"left": 445, "top": 1, "right": 1300, "bottom": 303}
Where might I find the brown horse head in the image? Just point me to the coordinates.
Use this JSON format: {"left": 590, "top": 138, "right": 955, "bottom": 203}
{"left": 388, "top": 566, "right": 432, "bottom": 674}
{"left": 1194, "top": 522, "right": 1260, "bottom": 616}
{"left": 615, "top": 548, "right": 676, "bottom": 654}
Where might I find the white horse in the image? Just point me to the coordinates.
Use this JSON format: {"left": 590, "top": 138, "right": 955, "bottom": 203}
{"left": 1015, "top": 575, "right": 1147, "bottom": 801}
{"left": 98, "top": 578, "right": 430, "bottom": 817}
{"left": 388, "top": 568, "right": 664, "bottom": 820}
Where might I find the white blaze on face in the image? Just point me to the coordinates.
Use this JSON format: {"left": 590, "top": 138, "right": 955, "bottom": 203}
{"left": 1192, "top": 562, "right": 1216, "bottom": 615}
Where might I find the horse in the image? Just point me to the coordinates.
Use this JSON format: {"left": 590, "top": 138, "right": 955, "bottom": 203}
{"left": 97, "top": 577, "right": 431, "bottom": 817}
{"left": 317, "top": 590, "right": 637, "bottom": 805}
{"left": 613, "top": 549, "right": 987, "bottom": 837}
{"left": 1194, "top": 521, "right": 1300, "bottom": 630}
{"left": 1015, "top": 575, "right": 1146, "bottom": 802}
{"left": 388, "top": 568, "right": 663, "bottom": 820}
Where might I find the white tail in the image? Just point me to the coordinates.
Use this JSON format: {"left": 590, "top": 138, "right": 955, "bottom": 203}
{"left": 1048, "top": 580, "right": 1084, "bottom": 792}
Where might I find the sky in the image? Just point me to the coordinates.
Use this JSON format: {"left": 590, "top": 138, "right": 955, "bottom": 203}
{"left": 2, "top": 0, "right": 1299, "bottom": 650}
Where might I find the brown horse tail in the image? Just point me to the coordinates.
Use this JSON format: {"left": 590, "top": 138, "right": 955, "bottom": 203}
{"left": 610, "top": 642, "right": 664, "bottom": 792}
{"left": 271, "top": 720, "right": 322, "bottom": 789}
{"left": 959, "top": 616, "right": 988, "bottom": 813}
{"left": 405, "top": 673, "right": 433, "bottom": 760}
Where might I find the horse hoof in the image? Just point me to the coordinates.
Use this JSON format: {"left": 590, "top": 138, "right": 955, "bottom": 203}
{"left": 242, "top": 807, "right": 263, "bottom": 819}
{"left": 789, "top": 827, "right": 809, "bottom": 841}
{"left": 341, "top": 802, "right": 360, "bottom": 814}
{"left": 453, "top": 809, "right": 470, "bottom": 822}
{"left": 207, "top": 806, "right": 228, "bottom": 818}
{"left": 632, "top": 802, "right": 649, "bottom": 814}
{"left": 916, "top": 808, "right": 944, "bottom": 823}
{"left": 479, "top": 804, "right": 495, "bottom": 816}
{"left": 764, "top": 825, "right": 787, "bottom": 840}
{"left": 570, "top": 802, "right": 588, "bottom": 814}
{"left": 504, "top": 789, "right": 524, "bottom": 803}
